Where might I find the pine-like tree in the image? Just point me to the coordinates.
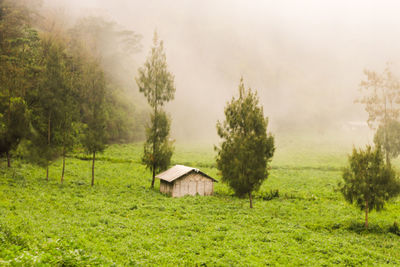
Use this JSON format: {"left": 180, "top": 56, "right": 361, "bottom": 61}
{"left": 216, "top": 78, "right": 275, "bottom": 208}
{"left": 339, "top": 145, "right": 400, "bottom": 229}
{"left": 136, "top": 31, "right": 175, "bottom": 188}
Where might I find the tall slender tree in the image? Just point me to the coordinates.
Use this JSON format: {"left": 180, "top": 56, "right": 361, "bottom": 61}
{"left": 29, "top": 37, "right": 66, "bottom": 180}
{"left": 216, "top": 78, "right": 275, "bottom": 208}
{"left": 136, "top": 31, "right": 175, "bottom": 188}
{"left": 80, "top": 59, "right": 107, "bottom": 186}
{"left": 358, "top": 64, "right": 400, "bottom": 165}
{"left": 58, "top": 52, "right": 81, "bottom": 184}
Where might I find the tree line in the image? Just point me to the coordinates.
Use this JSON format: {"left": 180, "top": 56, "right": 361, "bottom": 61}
{"left": 0, "top": 0, "right": 144, "bottom": 184}
{"left": 0, "top": 0, "right": 278, "bottom": 210}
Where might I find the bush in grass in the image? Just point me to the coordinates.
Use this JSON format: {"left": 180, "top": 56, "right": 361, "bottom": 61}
{"left": 389, "top": 221, "right": 400, "bottom": 236}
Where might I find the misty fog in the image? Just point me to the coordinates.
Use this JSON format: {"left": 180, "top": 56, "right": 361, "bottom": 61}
{"left": 41, "top": 0, "right": 400, "bottom": 144}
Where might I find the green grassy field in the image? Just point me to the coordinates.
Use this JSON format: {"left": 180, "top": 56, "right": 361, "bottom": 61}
{"left": 0, "top": 139, "right": 399, "bottom": 266}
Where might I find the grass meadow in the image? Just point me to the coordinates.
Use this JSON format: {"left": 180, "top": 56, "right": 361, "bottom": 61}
{"left": 0, "top": 136, "right": 399, "bottom": 265}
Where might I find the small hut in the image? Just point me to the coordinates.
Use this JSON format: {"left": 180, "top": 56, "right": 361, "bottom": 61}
{"left": 156, "top": 165, "right": 217, "bottom": 197}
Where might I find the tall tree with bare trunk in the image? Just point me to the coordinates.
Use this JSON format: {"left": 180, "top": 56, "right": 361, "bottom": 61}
{"left": 80, "top": 59, "right": 107, "bottom": 187}
{"left": 136, "top": 31, "right": 175, "bottom": 188}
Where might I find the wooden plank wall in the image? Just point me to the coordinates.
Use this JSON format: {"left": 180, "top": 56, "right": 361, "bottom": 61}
{"left": 171, "top": 173, "right": 213, "bottom": 197}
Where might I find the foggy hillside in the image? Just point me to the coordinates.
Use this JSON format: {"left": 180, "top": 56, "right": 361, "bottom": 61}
{"left": 42, "top": 0, "right": 400, "bottom": 143}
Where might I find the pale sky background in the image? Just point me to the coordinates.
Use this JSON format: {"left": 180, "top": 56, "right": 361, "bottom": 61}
{"left": 42, "top": 0, "right": 400, "bottom": 143}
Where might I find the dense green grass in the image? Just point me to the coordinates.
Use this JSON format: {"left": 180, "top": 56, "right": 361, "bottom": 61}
{"left": 0, "top": 140, "right": 399, "bottom": 266}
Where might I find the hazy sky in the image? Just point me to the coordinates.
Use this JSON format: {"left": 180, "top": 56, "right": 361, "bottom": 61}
{"left": 43, "top": 0, "right": 400, "bottom": 142}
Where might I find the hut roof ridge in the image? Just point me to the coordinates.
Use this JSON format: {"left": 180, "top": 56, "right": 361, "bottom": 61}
{"left": 155, "top": 164, "right": 217, "bottom": 183}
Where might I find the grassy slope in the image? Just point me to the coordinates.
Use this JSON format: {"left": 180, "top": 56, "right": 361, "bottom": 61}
{"left": 0, "top": 140, "right": 399, "bottom": 266}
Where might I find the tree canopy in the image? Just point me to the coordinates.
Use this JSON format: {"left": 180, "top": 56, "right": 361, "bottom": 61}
{"left": 136, "top": 31, "right": 175, "bottom": 109}
{"left": 216, "top": 78, "right": 275, "bottom": 208}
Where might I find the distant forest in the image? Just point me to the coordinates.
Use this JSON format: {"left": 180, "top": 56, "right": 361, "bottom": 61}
{"left": 0, "top": 0, "right": 148, "bottom": 168}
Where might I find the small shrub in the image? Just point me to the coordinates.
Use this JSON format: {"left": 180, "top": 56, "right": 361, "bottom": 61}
{"left": 257, "top": 189, "right": 279, "bottom": 201}
{"left": 389, "top": 221, "right": 400, "bottom": 236}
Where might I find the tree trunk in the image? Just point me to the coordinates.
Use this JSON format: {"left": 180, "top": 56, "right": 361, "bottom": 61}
{"left": 151, "top": 167, "right": 155, "bottom": 188}
{"left": 91, "top": 151, "right": 95, "bottom": 186}
{"left": 61, "top": 122, "right": 67, "bottom": 184}
{"left": 48, "top": 112, "right": 51, "bottom": 147}
{"left": 8, "top": 88, "right": 11, "bottom": 123}
{"left": 7, "top": 82, "right": 11, "bottom": 169}
{"left": 386, "top": 152, "right": 391, "bottom": 167}
{"left": 6, "top": 151, "right": 10, "bottom": 168}
{"left": 383, "top": 94, "right": 390, "bottom": 166}
{"left": 61, "top": 153, "right": 65, "bottom": 184}
{"left": 249, "top": 191, "right": 253, "bottom": 208}
{"left": 47, "top": 112, "right": 51, "bottom": 181}
{"left": 46, "top": 165, "right": 49, "bottom": 181}
{"left": 365, "top": 200, "right": 369, "bottom": 229}
{"left": 151, "top": 105, "right": 158, "bottom": 188}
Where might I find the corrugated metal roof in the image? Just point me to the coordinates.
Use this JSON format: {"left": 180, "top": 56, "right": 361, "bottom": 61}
{"left": 155, "top": 165, "right": 217, "bottom": 183}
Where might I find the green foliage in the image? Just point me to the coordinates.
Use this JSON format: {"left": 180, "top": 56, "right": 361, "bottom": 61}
{"left": 136, "top": 31, "right": 175, "bottom": 108}
{"left": 0, "top": 1, "right": 146, "bottom": 174}
{"left": 0, "top": 1, "right": 41, "bottom": 166}
{"left": 103, "top": 89, "right": 137, "bottom": 143}
{"left": 389, "top": 221, "right": 400, "bottom": 236}
{"left": 374, "top": 119, "right": 400, "bottom": 160}
{"left": 0, "top": 97, "right": 29, "bottom": 154}
{"left": 216, "top": 78, "right": 275, "bottom": 207}
{"left": 142, "top": 110, "right": 174, "bottom": 174}
{"left": 0, "top": 143, "right": 399, "bottom": 265}
{"left": 255, "top": 189, "right": 279, "bottom": 201}
{"left": 27, "top": 39, "right": 66, "bottom": 170}
{"left": 339, "top": 145, "right": 400, "bottom": 227}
